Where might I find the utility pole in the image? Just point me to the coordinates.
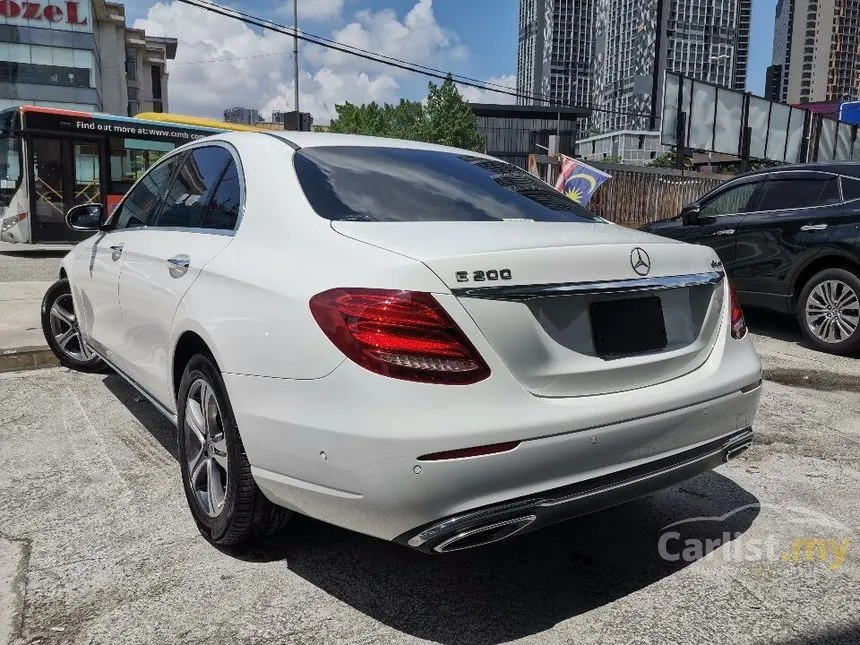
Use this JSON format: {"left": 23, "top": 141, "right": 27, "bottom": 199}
{"left": 293, "top": 0, "right": 299, "bottom": 114}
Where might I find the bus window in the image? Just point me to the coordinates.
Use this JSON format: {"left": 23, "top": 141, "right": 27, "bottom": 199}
{"left": 109, "top": 137, "right": 175, "bottom": 193}
{"left": 74, "top": 142, "right": 100, "bottom": 206}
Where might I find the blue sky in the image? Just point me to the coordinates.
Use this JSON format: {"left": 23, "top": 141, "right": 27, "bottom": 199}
{"left": 749, "top": 0, "right": 778, "bottom": 95}
{"left": 123, "top": 0, "right": 776, "bottom": 122}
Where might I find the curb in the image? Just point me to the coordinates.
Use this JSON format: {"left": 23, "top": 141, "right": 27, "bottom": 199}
{"left": 0, "top": 346, "right": 58, "bottom": 374}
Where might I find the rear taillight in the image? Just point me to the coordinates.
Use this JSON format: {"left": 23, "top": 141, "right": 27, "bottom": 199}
{"left": 729, "top": 283, "right": 747, "bottom": 340}
{"left": 309, "top": 288, "right": 491, "bottom": 385}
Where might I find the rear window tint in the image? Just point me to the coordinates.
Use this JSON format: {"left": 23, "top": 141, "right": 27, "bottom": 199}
{"left": 757, "top": 176, "right": 840, "bottom": 211}
{"left": 842, "top": 176, "right": 860, "bottom": 202}
{"left": 293, "top": 146, "right": 602, "bottom": 223}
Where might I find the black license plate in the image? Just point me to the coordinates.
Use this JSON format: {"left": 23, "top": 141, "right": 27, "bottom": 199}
{"left": 590, "top": 296, "right": 667, "bottom": 358}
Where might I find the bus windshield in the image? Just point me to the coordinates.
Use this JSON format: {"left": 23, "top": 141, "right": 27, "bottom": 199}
{"left": 0, "top": 135, "right": 22, "bottom": 208}
{"left": 0, "top": 110, "right": 22, "bottom": 208}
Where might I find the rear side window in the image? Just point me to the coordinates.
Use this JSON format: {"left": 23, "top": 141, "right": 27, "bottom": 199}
{"left": 155, "top": 146, "right": 232, "bottom": 228}
{"left": 202, "top": 160, "right": 241, "bottom": 230}
{"left": 841, "top": 176, "right": 860, "bottom": 202}
{"left": 293, "top": 146, "right": 602, "bottom": 223}
{"left": 757, "top": 176, "right": 840, "bottom": 211}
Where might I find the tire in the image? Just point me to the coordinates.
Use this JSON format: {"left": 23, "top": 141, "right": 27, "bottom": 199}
{"left": 40, "top": 278, "right": 106, "bottom": 372}
{"left": 797, "top": 268, "right": 860, "bottom": 355}
{"left": 176, "top": 353, "right": 291, "bottom": 546}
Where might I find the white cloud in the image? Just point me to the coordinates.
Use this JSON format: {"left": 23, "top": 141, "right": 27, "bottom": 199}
{"left": 305, "top": 0, "right": 467, "bottom": 75}
{"left": 133, "top": 0, "right": 471, "bottom": 123}
{"left": 456, "top": 74, "right": 518, "bottom": 105}
{"left": 277, "top": 0, "right": 344, "bottom": 22}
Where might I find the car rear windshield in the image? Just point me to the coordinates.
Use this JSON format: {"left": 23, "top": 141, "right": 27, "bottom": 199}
{"left": 293, "top": 145, "right": 603, "bottom": 223}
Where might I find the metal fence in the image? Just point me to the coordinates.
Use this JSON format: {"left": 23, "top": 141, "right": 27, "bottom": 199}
{"left": 585, "top": 162, "right": 730, "bottom": 228}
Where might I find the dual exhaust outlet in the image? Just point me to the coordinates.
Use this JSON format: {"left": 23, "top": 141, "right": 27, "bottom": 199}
{"left": 430, "top": 433, "right": 754, "bottom": 554}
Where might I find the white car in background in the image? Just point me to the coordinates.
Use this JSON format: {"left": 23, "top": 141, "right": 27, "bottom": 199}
{"left": 41, "top": 131, "right": 763, "bottom": 553}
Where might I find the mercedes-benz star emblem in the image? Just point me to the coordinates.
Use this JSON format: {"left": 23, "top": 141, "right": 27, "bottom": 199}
{"left": 630, "top": 247, "right": 651, "bottom": 276}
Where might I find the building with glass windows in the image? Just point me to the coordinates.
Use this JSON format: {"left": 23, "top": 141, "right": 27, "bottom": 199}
{"left": 768, "top": 0, "right": 860, "bottom": 105}
{"left": 0, "top": 1, "right": 176, "bottom": 115}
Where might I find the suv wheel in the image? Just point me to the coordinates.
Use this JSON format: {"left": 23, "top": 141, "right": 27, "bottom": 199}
{"left": 176, "top": 353, "right": 291, "bottom": 546}
{"left": 797, "top": 268, "right": 860, "bottom": 355}
{"left": 40, "top": 279, "right": 105, "bottom": 372}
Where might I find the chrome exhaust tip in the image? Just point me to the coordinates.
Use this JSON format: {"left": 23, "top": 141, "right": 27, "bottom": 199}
{"left": 433, "top": 515, "right": 537, "bottom": 553}
{"left": 723, "top": 441, "right": 752, "bottom": 462}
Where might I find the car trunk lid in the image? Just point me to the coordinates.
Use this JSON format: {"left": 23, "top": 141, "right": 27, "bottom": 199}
{"left": 332, "top": 221, "right": 726, "bottom": 397}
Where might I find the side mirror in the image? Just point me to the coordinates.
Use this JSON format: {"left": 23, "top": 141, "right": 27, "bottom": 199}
{"left": 681, "top": 202, "right": 701, "bottom": 225}
{"left": 66, "top": 203, "right": 106, "bottom": 232}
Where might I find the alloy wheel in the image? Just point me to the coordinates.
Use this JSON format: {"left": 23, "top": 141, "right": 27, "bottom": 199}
{"left": 184, "top": 379, "right": 229, "bottom": 518}
{"left": 48, "top": 293, "right": 92, "bottom": 361}
{"left": 805, "top": 279, "right": 860, "bottom": 344}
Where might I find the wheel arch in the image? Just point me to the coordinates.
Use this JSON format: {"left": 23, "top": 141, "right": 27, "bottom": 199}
{"left": 172, "top": 327, "right": 221, "bottom": 404}
{"left": 791, "top": 253, "right": 860, "bottom": 306}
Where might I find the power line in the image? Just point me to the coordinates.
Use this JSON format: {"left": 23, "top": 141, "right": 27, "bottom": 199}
{"left": 171, "top": 49, "right": 294, "bottom": 66}
{"left": 174, "top": 0, "right": 658, "bottom": 120}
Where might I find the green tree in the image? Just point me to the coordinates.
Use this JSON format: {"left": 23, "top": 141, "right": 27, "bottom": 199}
{"left": 328, "top": 74, "right": 484, "bottom": 152}
{"left": 422, "top": 75, "right": 484, "bottom": 151}
{"left": 328, "top": 101, "right": 391, "bottom": 137}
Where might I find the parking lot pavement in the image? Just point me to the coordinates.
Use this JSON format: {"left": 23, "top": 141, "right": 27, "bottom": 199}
{"left": 0, "top": 247, "right": 65, "bottom": 283}
{"left": 0, "top": 324, "right": 858, "bottom": 645}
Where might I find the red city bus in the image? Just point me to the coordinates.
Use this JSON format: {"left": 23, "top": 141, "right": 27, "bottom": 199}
{"left": 0, "top": 105, "right": 263, "bottom": 245}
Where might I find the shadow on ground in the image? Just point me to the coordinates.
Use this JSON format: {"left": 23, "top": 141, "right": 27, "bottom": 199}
{"left": 744, "top": 307, "right": 804, "bottom": 344}
{"left": 101, "top": 370, "right": 761, "bottom": 644}
{"left": 0, "top": 250, "right": 68, "bottom": 258}
{"left": 242, "top": 474, "right": 758, "bottom": 644}
{"left": 102, "top": 373, "right": 178, "bottom": 460}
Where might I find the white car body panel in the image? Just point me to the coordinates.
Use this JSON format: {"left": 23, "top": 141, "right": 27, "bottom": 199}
{"left": 58, "top": 130, "right": 763, "bottom": 552}
{"left": 118, "top": 229, "right": 234, "bottom": 407}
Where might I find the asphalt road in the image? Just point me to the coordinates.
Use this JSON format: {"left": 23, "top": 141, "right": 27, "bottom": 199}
{"left": 0, "top": 248, "right": 65, "bottom": 283}
{"left": 0, "top": 318, "right": 858, "bottom": 645}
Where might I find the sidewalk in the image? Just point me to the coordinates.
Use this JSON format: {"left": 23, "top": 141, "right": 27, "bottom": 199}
{"left": 0, "top": 281, "right": 58, "bottom": 372}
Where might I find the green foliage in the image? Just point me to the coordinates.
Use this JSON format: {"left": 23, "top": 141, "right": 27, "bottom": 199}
{"left": 328, "top": 74, "right": 485, "bottom": 152}
{"left": 647, "top": 149, "right": 692, "bottom": 169}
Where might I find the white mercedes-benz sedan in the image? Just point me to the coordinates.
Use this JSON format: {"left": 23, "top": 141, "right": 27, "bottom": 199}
{"left": 42, "top": 131, "right": 762, "bottom": 553}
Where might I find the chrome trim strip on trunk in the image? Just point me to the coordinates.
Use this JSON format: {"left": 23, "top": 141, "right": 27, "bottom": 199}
{"left": 451, "top": 271, "right": 724, "bottom": 300}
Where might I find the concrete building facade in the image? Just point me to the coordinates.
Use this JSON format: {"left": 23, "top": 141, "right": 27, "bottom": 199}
{"left": 517, "top": 0, "right": 752, "bottom": 146}
{"left": 516, "top": 0, "right": 595, "bottom": 113}
{"left": 0, "top": 1, "right": 175, "bottom": 115}
{"left": 770, "top": 0, "right": 860, "bottom": 105}
{"left": 592, "top": 0, "right": 751, "bottom": 133}
{"left": 575, "top": 130, "right": 672, "bottom": 165}
{"left": 223, "top": 106, "right": 262, "bottom": 125}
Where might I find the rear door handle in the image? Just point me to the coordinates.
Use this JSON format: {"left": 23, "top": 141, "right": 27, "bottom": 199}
{"left": 167, "top": 254, "right": 191, "bottom": 278}
{"left": 800, "top": 223, "right": 828, "bottom": 231}
{"left": 109, "top": 244, "right": 124, "bottom": 260}
{"left": 713, "top": 229, "right": 735, "bottom": 236}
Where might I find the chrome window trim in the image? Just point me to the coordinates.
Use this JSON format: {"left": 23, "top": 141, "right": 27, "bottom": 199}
{"left": 110, "top": 139, "right": 247, "bottom": 236}
{"left": 452, "top": 271, "right": 724, "bottom": 300}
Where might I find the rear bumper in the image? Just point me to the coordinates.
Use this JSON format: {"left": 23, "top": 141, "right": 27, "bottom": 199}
{"left": 225, "top": 349, "right": 762, "bottom": 543}
{"left": 396, "top": 427, "right": 753, "bottom": 553}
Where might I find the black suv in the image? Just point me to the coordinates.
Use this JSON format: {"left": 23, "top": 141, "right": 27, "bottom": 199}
{"left": 642, "top": 162, "right": 860, "bottom": 355}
